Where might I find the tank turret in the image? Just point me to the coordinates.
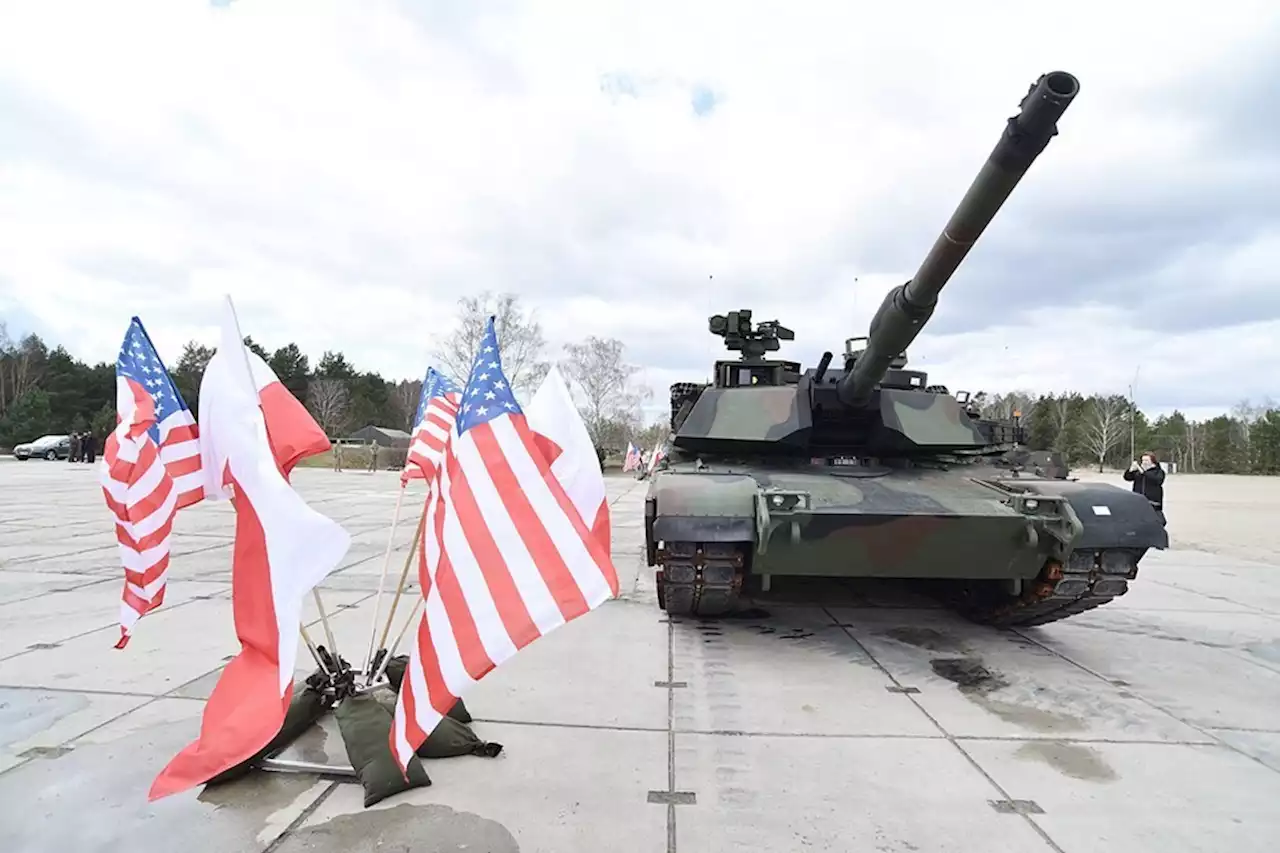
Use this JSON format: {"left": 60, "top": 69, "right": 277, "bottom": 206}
{"left": 837, "top": 70, "right": 1079, "bottom": 407}
{"left": 668, "top": 71, "right": 1079, "bottom": 458}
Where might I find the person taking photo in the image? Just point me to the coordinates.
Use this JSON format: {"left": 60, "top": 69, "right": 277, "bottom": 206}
{"left": 1123, "top": 451, "right": 1166, "bottom": 527}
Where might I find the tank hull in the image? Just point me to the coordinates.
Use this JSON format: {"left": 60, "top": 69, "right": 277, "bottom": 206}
{"left": 644, "top": 461, "right": 1168, "bottom": 627}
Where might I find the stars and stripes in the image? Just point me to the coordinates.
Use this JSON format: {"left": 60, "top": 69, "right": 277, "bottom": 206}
{"left": 621, "top": 441, "right": 642, "bottom": 472}
{"left": 401, "top": 367, "right": 462, "bottom": 487}
{"left": 390, "top": 317, "right": 619, "bottom": 769}
{"left": 100, "top": 317, "right": 204, "bottom": 649}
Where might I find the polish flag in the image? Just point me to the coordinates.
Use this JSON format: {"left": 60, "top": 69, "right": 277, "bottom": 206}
{"left": 148, "top": 298, "right": 350, "bottom": 801}
{"left": 246, "top": 353, "right": 330, "bottom": 480}
{"left": 525, "top": 366, "right": 610, "bottom": 555}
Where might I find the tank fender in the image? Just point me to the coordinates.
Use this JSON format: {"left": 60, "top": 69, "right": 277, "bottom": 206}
{"left": 1023, "top": 480, "right": 1169, "bottom": 550}
{"left": 647, "top": 472, "right": 759, "bottom": 557}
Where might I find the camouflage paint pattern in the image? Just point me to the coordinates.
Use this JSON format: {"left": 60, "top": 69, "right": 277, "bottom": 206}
{"left": 998, "top": 448, "right": 1069, "bottom": 479}
{"left": 674, "top": 386, "right": 1006, "bottom": 451}
{"left": 879, "top": 389, "right": 989, "bottom": 448}
{"left": 646, "top": 458, "right": 1175, "bottom": 581}
{"left": 675, "top": 386, "right": 809, "bottom": 444}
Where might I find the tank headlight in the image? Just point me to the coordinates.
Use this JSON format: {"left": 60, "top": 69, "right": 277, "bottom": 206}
{"left": 763, "top": 491, "right": 809, "bottom": 512}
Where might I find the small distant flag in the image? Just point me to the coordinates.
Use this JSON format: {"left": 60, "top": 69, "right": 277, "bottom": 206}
{"left": 621, "top": 442, "right": 642, "bottom": 472}
{"left": 647, "top": 440, "right": 667, "bottom": 474}
{"left": 100, "top": 317, "right": 204, "bottom": 649}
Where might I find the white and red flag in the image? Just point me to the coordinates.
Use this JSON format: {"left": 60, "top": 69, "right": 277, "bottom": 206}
{"left": 390, "top": 317, "right": 619, "bottom": 768}
{"left": 244, "top": 351, "right": 332, "bottom": 481}
{"left": 100, "top": 317, "right": 205, "bottom": 649}
{"left": 148, "top": 298, "right": 350, "bottom": 801}
{"left": 647, "top": 440, "right": 667, "bottom": 474}
{"left": 401, "top": 366, "right": 462, "bottom": 486}
{"left": 526, "top": 365, "right": 610, "bottom": 555}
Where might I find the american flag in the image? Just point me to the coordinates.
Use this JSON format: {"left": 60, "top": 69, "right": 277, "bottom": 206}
{"left": 100, "top": 317, "right": 204, "bottom": 649}
{"left": 401, "top": 367, "right": 462, "bottom": 486}
{"left": 391, "top": 317, "right": 619, "bottom": 768}
{"left": 622, "top": 442, "right": 642, "bottom": 472}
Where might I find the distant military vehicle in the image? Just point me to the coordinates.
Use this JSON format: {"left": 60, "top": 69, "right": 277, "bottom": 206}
{"left": 643, "top": 71, "right": 1168, "bottom": 627}
{"left": 997, "top": 447, "right": 1070, "bottom": 480}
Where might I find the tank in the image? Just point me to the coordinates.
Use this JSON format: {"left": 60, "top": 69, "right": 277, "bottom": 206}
{"left": 643, "top": 71, "right": 1169, "bottom": 627}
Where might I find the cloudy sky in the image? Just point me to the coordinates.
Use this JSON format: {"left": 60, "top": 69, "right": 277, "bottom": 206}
{"left": 1, "top": 0, "right": 1277, "bottom": 424}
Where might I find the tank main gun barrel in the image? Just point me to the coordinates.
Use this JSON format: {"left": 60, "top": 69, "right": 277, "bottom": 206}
{"left": 837, "top": 71, "right": 1080, "bottom": 407}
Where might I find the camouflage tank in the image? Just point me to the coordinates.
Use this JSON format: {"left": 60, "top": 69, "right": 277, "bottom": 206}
{"left": 643, "top": 71, "right": 1169, "bottom": 627}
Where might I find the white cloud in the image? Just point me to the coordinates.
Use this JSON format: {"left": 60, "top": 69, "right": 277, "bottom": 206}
{"left": 1, "top": 0, "right": 1278, "bottom": 424}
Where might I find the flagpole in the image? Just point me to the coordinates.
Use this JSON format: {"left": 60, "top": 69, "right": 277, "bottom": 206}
{"left": 360, "top": 483, "right": 407, "bottom": 677}
{"left": 299, "top": 623, "right": 332, "bottom": 678}
{"left": 222, "top": 295, "right": 343, "bottom": 669}
{"left": 374, "top": 500, "right": 428, "bottom": 659}
{"left": 369, "top": 595, "right": 424, "bottom": 685}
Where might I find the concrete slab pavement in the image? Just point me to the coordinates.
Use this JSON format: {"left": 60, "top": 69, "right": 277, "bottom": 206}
{"left": 1, "top": 460, "right": 1278, "bottom": 852}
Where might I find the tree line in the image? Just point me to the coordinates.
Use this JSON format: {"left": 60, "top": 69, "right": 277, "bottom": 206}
{"left": 6, "top": 299, "right": 1278, "bottom": 475}
{"left": 0, "top": 292, "right": 656, "bottom": 456}
{"left": 976, "top": 391, "right": 1280, "bottom": 475}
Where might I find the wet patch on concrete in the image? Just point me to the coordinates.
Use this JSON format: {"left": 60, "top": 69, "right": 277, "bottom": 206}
{"left": 883, "top": 626, "right": 967, "bottom": 653}
{"left": 931, "top": 657, "right": 1087, "bottom": 733}
{"left": 16, "top": 744, "right": 75, "bottom": 760}
{"left": 0, "top": 687, "right": 90, "bottom": 748}
{"left": 930, "top": 658, "right": 1007, "bottom": 692}
{"left": 1245, "top": 639, "right": 1280, "bottom": 667}
{"left": 279, "top": 801, "right": 520, "bottom": 852}
{"left": 721, "top": 607, "right": 772, "bottom": 620}
{"left": 1015, "top": 741, "right": 1119, "bottom": 782}
{"left": 0, "top": 710, "right": 336, "bottom": 853}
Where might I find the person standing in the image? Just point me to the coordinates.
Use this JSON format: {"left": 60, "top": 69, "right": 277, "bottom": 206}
{"left": 69, "top": 431, "right": 82, "bottom": 463}
{"left": 1124, "top": 450, "right": 1166, "bottom": 526}
{"left": 81, "top": 431, "right": 98, "bottom": 464}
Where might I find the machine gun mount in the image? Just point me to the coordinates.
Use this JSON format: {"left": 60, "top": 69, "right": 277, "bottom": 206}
{"left": 707, "top": 310, "right": 800, "bottom": 389}
{"left": 709, "top": 310, "right": 795, "bottom": 362}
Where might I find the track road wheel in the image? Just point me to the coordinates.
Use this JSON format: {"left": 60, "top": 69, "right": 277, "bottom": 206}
{"left": 959, "top": 548, "right": 1141, "bottom": 627}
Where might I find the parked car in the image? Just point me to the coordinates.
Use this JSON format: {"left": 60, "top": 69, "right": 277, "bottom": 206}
{"left": 12, "top": 434, "right": 71, "bottom": 461}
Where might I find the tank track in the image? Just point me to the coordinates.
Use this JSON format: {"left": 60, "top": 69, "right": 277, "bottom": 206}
{"left": 957, "top": 547, "right": 1139, "bottom": 628}
{"left": 654, "top": 541, "right": 745, "bottom": 617}
{"left": 654, "top": 542, "right": 1137, "bottom": 627}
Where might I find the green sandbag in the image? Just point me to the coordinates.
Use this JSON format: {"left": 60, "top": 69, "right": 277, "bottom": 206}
{"left": 383, "top": 655, "right": 409, "bottom": 690}
{"left": 415, "top": 714, "right": 504, "bottom": 759}
{"left": 446, "top": 697, "right": 472, "bottom": 725}
{"left": 205, "top": 686, "right": 330, "bottom": 786}
{"left": 335, "top": 693, "right": 432, "bottom": 808}
{"left": 382, "top": 655, "right": 472, "bottom": 723}
{"left": 368, "top": 688, "right": 501, "bottom": 759}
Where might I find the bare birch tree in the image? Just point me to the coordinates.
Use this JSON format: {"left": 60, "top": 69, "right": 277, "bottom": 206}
{"left": 432, "top": 292, "right": 549, "bottom": 398}
{"left": 1083, "top": 395, "right": 1128, "bottom": 471}
{"left": 307, "top": 379, "right": 351, "bottom": 437}
{"left": 560, "top": 336, "right": 652, "bottom": 448}
{"left": 1047, "top": 393, "right": 1073, "bottom": 435}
